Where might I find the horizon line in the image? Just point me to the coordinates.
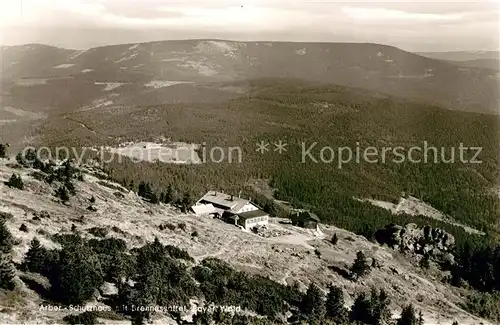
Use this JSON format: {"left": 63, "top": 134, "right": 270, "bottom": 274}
{"left": 2, "top": 38, "right": 498, "bottom": 53}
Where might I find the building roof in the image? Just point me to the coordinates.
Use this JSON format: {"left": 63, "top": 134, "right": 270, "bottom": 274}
{"left": 192, "top": 203, "right": 226, "bottom": 216}
{"left": 296, "top": 211, "right": 320, "bottom": 223}
{"left": 192, "top": 203, "right": 216, "bottom": 215}
{"left": 197, "top": 191, "right": 250, "bottom": 212}
{"left": 237, "top": 209, "right": 269, "bottom": 221}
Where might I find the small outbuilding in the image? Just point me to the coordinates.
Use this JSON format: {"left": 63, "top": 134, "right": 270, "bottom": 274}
{"left": 290, "top": 210, "right": 320, "bottom": 229}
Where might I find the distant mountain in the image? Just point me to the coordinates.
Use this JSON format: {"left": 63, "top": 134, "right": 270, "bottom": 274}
{"left": 2, "top": 40, "right": 499, "bottom": 115}
{"left": 417, "top": 51, "right": 499, "bottom": 71}
{"left": 452, "top": 59, "right": 499, "bottom": 71}
{"left": 417, "top": 51, "right": 499, "bottom": 62}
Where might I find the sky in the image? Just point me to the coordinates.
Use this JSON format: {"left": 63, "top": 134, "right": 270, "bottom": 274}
{"left": 0, "top": 0, "right": 498, "bottom": 51}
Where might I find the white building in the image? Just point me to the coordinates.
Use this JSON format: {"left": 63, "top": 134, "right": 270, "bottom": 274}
{"left": 191, "top": 191, "right": 269, "bottom": 230}
{"left": 232, "top": 210, "right": 269, "bottom": 230}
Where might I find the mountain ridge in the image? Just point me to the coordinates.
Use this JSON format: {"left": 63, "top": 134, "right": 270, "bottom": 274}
{"left": 2, "top": 40, "right": 498, "bottom": 115}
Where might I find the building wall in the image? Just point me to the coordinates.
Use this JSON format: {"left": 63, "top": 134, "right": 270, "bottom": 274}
{"left": 236, "top": 202, "right": 259, "bottom": 214}
{"left": 303, "top": 220, "right": 318, "bottom": 229}
{"left": 244, "top": 216, "right": 269, "bottom": 229}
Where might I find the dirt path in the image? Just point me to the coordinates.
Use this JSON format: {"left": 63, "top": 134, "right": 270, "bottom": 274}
{"left": 63, "top": 116, "right": 114, "bottom": 140}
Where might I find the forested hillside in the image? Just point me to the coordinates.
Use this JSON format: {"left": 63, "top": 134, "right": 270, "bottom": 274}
{"left": 69, "top": 79, "right": 498, "bottom": 237}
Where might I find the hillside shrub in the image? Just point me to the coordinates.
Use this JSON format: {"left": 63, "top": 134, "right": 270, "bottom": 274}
{"left": 465, "top": 291, "right": 500, "bottom": 322}
{"left": 50, "top": 244, "right": 104, "bottom": 305}
{"left": 5, "top": 173, "right": 24, "bottom": 190}
{"left": 87, "top": 227, "right": 109, "bottom": 238}
{"left": 164, "top": 245, "right": 194, "bottom": 262}
{"left": 193, "top": 258, "right": 303, "bottom": 317}
{"left": 63, "top": 311, "right": 98, "bottom": 325}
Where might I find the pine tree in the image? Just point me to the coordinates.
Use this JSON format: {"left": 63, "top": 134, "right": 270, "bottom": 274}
{"left": 419, "top": 254, "right": 430, "bottom": 269}
{"left": 149, "top": 192, "right": 159, "bottom": 204}
{"left": 262, "top": 200, "right": 275, "bottom": 216}
{"left": 56, "top": 186, "right": 70, "bottom": 203}
{"left": 418, "top": 311, "right": 425, "bottom": 325}
{"left": 62, "top": 159, "right": 75, "bottom": 180}
{"left": 16, "top": 174, "right": 25, "bottom": 190}
{"left": 351, "top": 251, "right": 371, "bottom": 280}
{"left": 137, "top": 182, "right": 155, "bottom": 201}
{"left": 5, "top": 173, "right": 24, "bottom": 190}
{"left": 0, "top": 253, "right": 16, "bottom": 290}
{"left": 181, "top": 191, "right": 193, "bottom": 212}
{"left": 0, "top": 143, "right": 7, "bottom": 158}
{"left": 164, "top": 184, "right": 174, "bottom": 204}
{"left": 0, "top": 218, "right": 14, "bottom": 254}
{"left": 325, "top": 285, "right": 348, "bottom": 324}
{"left": 371, "top": 288, "right": 392, "bottom": 325}
{"left": 138, "top": 181, "right": 146, "bottom": 197}
{"left": 397, "top": 304, "right": 419, "bottom": 325}
{"left": 493, "top": 245, "right": 500, "bottom": 291}
{"left": 144, "top": 183, "right": 153, "bottom": 200}
{"left": 22, "top": 237, "right": 49, "bottom": 274}
{"left": 301, "top": 283, "right": 326, "bottom": 325}
{"left": 331, "top": 233, "right": 339, "bottom": 245}
{"left": 350, "top": 292, "right": 371, "bottom": 324}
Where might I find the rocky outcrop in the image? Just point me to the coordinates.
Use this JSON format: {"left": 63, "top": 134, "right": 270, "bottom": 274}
{"left": 375, "top": 223, "right": 455, "bottom": 264}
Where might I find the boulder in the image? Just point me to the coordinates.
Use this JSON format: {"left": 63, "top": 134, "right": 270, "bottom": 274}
{"left": 99, "top": 282, "right": 118, "bottom": 296}
{"left": 39, "top": 210, "right": 51, "bottom": 219}
{"left": 442, "top": 253, "right": 455, "bottom": 266}
{"left": 376, "top": 223, "right": 456, "bottom": 265}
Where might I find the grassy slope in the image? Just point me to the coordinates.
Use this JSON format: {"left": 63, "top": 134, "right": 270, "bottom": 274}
{"left": 0, "top": 159, "right": 491, "bottom": 324}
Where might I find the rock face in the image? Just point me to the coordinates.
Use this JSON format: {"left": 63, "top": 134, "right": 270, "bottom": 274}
{"left": 375, "top": 223, "right": 455, "bottom": 264}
